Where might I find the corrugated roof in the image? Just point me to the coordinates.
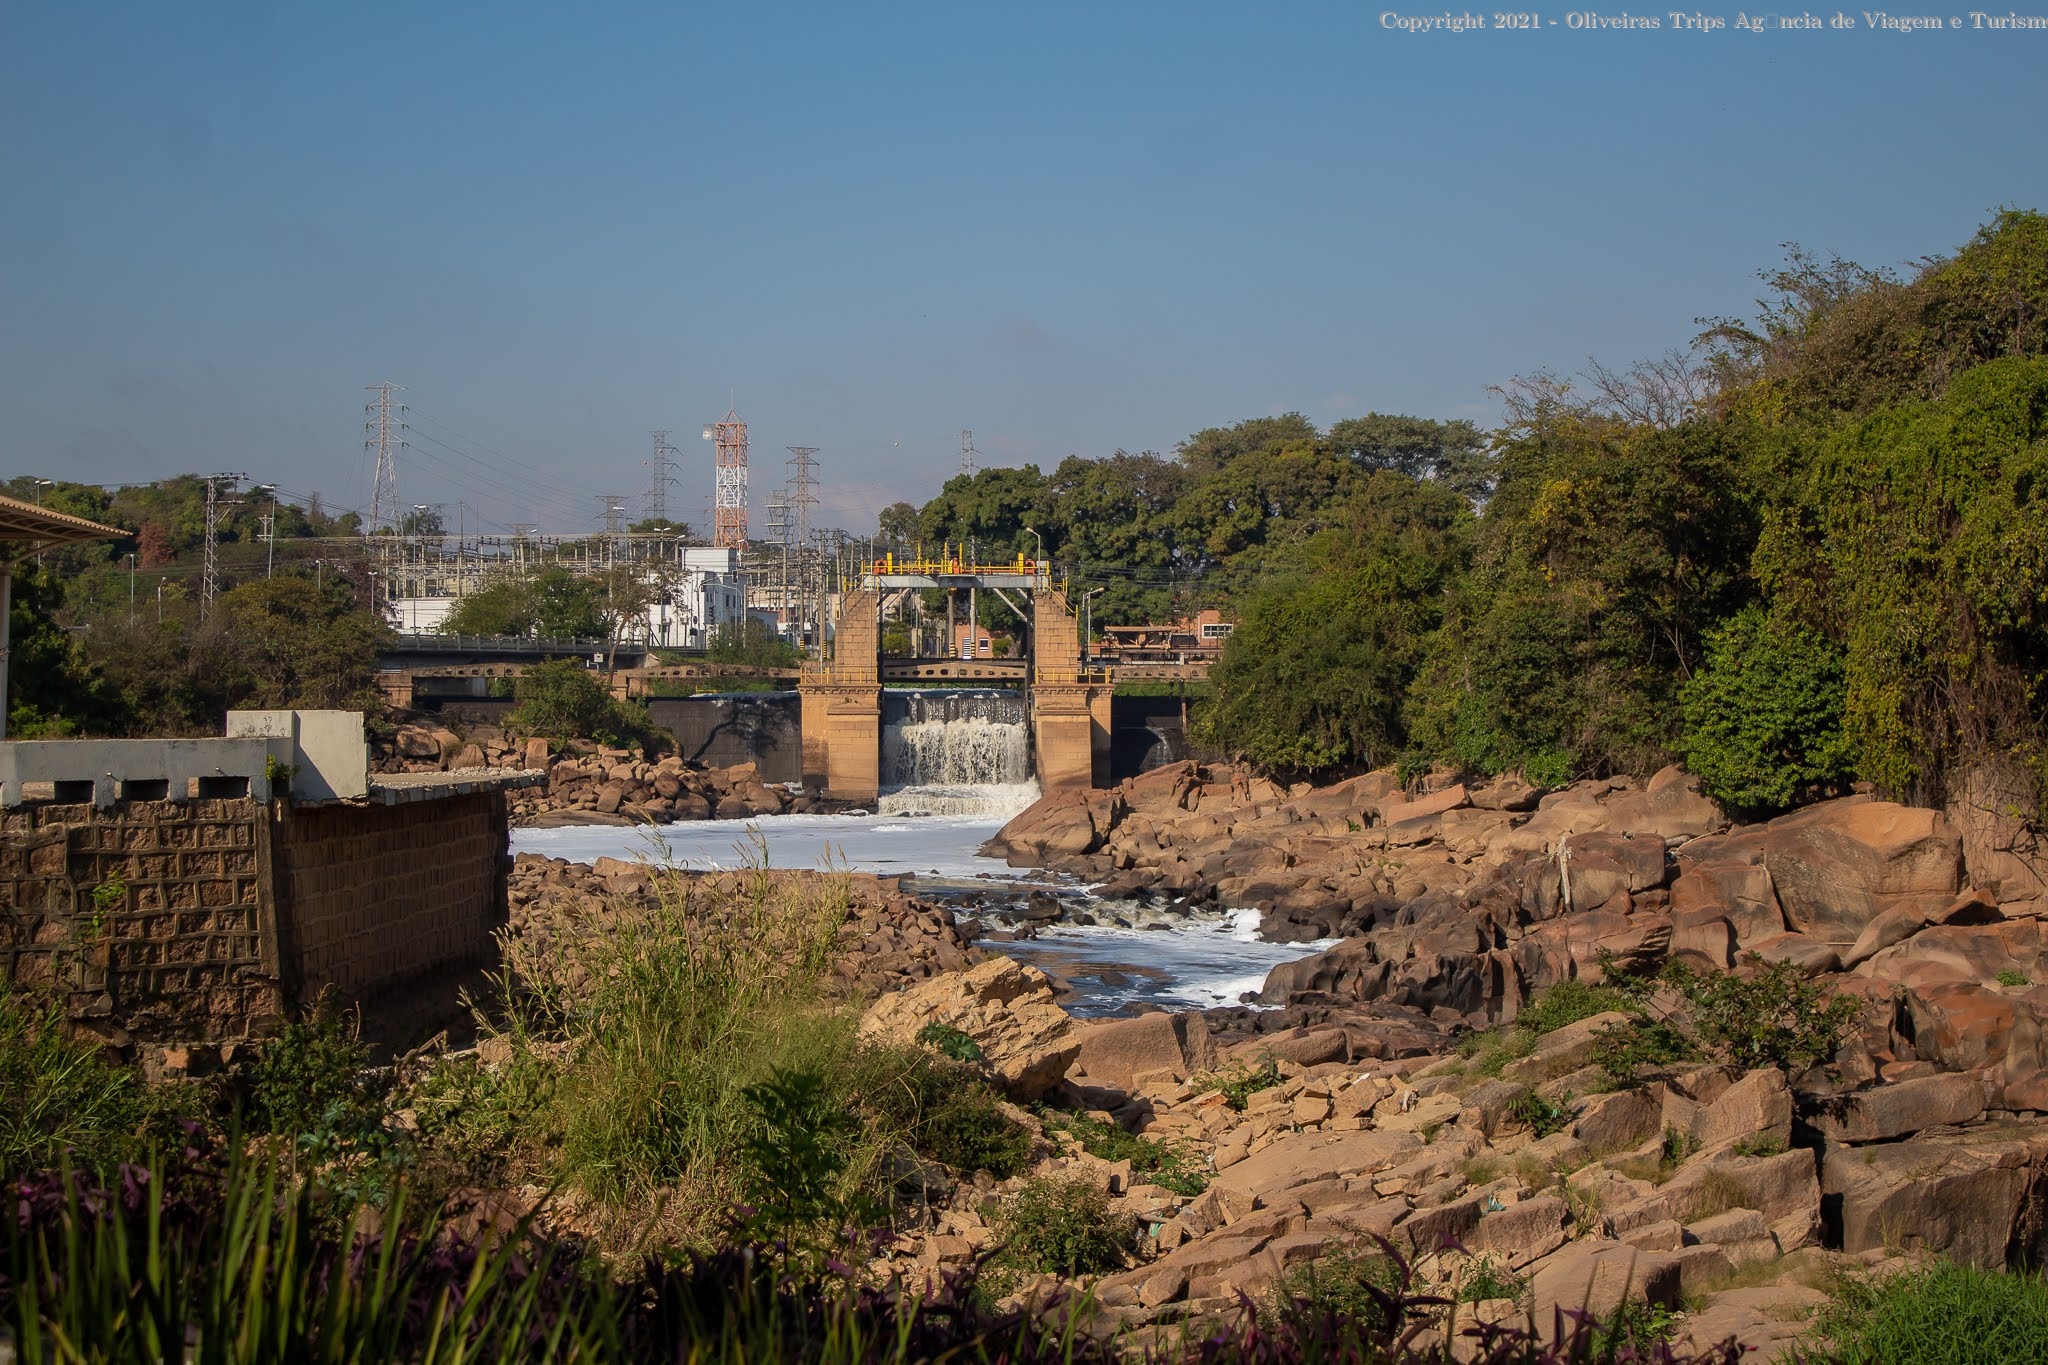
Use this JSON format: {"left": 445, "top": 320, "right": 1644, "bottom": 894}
{"left": 0, "top": 492, "right": 126, "bottom": 546}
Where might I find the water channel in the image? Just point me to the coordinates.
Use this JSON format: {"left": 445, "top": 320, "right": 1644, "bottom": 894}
{"left": 510, "top": 798, "right": 1333, "bottom": 1018}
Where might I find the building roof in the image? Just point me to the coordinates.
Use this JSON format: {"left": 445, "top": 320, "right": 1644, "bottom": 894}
{"left": 0, "top": 493, "right": 126, "bottom": 551}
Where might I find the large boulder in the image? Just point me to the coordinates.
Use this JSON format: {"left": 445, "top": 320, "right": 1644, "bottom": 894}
{"left": 1071, "top": 1012, "right": 1220, "bottom": 1093}
{"left": 1821, "top": 1118, "right": 2048, "bottom": 1267}
{"left": 1601, "top": 765, "right": 1728, "bottom": 841}
{"left": 1809, "top": 1073, "right": 1988, "bottom": 1143}
{"left": 858, "top": 956, "right": 1080, "bottom": 1100}
{"left": 1762, "top": 798, "right": 1963, "bottom": 947}
{"left": 1529, "top": 1239, "right": 1681, "bottom": 1324}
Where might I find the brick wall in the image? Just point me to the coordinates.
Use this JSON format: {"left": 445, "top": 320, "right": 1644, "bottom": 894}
{"left": 0, "top": 799, "right": 281, "bottom": 1042}
{"left": 273, "top": 792, "right": 507, "bottom": 1015}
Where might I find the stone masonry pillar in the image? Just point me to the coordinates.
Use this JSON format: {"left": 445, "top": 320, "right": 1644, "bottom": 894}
{"left": 799, "top": 589, "right": 883, "bottom": 802}
{"left": 1029, "top": 588, "right": 1109, "bottom": 793}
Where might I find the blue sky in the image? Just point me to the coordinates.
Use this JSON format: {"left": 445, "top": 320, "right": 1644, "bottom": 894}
{"left": 2, "top": 1, "right": 2042, "bottom": 535}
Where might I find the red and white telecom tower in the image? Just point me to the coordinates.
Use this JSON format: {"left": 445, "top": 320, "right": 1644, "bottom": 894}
{"left": 706, "top": 407, "right": 749, "bottom": 549}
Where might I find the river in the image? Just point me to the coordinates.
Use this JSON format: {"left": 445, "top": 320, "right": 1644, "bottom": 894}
{"left": 509, "top": 802, "right": 1334, "bottom": 1017}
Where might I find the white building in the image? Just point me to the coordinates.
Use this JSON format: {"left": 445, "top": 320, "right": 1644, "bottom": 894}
{"left": 387, "top": 547, "right": 747, "bottom": 649}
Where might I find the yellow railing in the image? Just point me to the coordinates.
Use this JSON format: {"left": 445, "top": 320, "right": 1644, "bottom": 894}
{"left": 863, "top": 546, "right": 1047, "bottom": 579}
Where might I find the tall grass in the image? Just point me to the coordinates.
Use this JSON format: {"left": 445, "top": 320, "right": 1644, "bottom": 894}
{"left": 421, "top": 853, "right": 1029, "bottom": 1251}
{"left": 1813, "top": 1260, "right": 2048, "bottom": 1364}
{"left": 4, "top": 1142, "right": 1112, "bottom": 1365}
{"left": 0, "top": 992, "right": 167, "bottom": 1176}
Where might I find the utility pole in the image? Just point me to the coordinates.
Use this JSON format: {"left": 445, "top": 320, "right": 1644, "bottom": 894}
{"left": 126, "top": 552, "right": 137, "bottom": 620}
{"left": 364, "top": 382, "right": 408, "bottom": 533}
{"left": 200, "top": 472, "right": 246, "bottom": 621}
{"left": 646, "top": 430, "right": 677, "bottom": 524}
{"left": 786, "top": 447, "right": 819, "bottom": 655}
{"left": 257, "top": 485, "right": 278, "bottom": 578}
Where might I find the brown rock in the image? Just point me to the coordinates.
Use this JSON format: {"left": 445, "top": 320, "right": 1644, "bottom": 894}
{"left": 858, "top": 956, "right": 1080, "bottom": 1100}
{"left": 1763, "top": 798, "right": 1963, "bottom": 946}
{"left": 1529, "top": 1239, "right": 1681, "bottom": 1323}
{"left": 1822, "top": 1118, "right": 2048, "bottom": 1266}
{"left": 1212, "top": 1127, "right": 1422, "bottom": 1202}
{"left": 1810, "top": 1073, "right": 1988, "bottom": 1143}
{"left": 1072, "top": 1012, "right": 1219, "bottom": 1093}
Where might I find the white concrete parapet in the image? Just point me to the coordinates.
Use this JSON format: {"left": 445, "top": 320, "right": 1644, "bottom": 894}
{"left": 0, "top": 736, "right": 282, "bottom": 807}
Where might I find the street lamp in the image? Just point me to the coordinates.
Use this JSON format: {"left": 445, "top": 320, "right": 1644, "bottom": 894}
{"left": 1021, "top": 525, "right": 1044, "bottom": 571}
{"left": 30, "top": 480, "right": 53, "bottom": 565}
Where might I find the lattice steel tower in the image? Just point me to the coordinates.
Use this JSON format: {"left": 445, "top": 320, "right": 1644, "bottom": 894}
{"left": 364, "top": 382, "right": 408, "bottom": 532}
{"left": 707, "top": 408, "right": 749, "bottom": 549}
{"left": 646, "top": 429, "right": 677, "bottom": 523}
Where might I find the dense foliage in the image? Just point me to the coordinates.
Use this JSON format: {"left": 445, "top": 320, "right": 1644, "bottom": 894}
{"left": 922, "top": 206, "right": 2047, "bottom": 815}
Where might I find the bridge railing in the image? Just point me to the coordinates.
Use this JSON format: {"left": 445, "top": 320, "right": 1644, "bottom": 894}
{"left": 800, "top": 662, "right": 881, "bottom": 688}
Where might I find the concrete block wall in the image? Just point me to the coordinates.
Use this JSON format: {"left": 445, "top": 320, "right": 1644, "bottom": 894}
{"left": 1, "top": 791, "right": 509, "bottom": 1047}
{"left": 275, "top": 791, "right": 507, "bottom": 1013}
{"left": 0, "top": 799, "right": 282, "bottom": 1041}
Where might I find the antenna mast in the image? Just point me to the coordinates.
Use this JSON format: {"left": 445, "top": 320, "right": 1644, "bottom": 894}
{"left": 707, "top": 407, "right": 749, "bottom": 549}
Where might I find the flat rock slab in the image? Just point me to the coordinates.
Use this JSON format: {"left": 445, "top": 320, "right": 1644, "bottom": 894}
{"left": 1212, "top": 1128, "right": 1421, "bottom": 1202}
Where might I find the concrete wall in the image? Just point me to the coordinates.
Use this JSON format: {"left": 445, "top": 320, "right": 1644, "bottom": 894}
{"left": 647, "top": 692, "right": 801, "bottom": 782}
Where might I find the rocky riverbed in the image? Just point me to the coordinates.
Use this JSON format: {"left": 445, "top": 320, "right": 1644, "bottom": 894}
{"left": 497, "top": 747, "right": 2048, "bottom": 1355}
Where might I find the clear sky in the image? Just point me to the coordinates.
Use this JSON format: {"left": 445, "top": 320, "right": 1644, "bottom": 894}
{"left": 3, "top": 1, "right": 2042, "bottom": 536}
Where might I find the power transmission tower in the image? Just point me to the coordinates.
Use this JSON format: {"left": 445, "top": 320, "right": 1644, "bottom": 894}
{"left": 706, "top": 407, "right": 749, "bottom": 549}
{"left": 645, "top": 429, "right": 677, "bottom": 523}
{"left": 959, "top": 429, "right": 978, "bottom": 476}
{"left": 200, "top": 472, "right": 246, "bottom": 621}
{"left": 598, "top": 495, "right": 629, "bottom": 569}
{"left": 364, "top": 382, "right": 408, "bottom": 532}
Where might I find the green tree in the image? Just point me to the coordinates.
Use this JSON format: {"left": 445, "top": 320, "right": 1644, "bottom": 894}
{"left": 1327, "top": 412, "right": 1496, "bottom": 503}
{"left": 1173, "top": 413, "right": 1318, "bottom": 477}
{"left": 439, "top": 577, "right": 538, "bottom": 636}
{"left": 510, "top": 658, "right": 620, "bottom": 741}
{"left": 1755, "top": 356, "right": 2048, "bottom": 809}
{"left": 1680, "top": 605, "right": 1853, "bottom": 817}
{"left": 1194, "top": 473, "right": 1469, "bottom": 772}
{"left": 2, "top": 564, "right": 114, "bottom": 736}
{"left": 706, "top": 618, "right": 800, "bottom": 669}
{"left": 204, "top": 575, "right": 393, "bottom": 712}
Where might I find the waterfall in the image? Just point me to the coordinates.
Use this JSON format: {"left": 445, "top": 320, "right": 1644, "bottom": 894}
{"left": 878, "top": 689, "right": 1039, "bottom": 818}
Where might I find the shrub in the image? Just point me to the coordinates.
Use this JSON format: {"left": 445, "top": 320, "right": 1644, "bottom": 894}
{"left": 1201, "top": 1059, "right": 1283, "bottom": 1111}
{"left": 983, "top": 1177, "right": 1136, "bottom": 1291}
{"left": 511, "top": 657, "right": 661, "bottom": 749}
{"left": 240, "top": 998, "right": 379, "bottom": 1142}
{"left": 1271, "top": 1243, "right": 1406, "bottom": 1334}
{"left": 0, "top": 993, "right": 166, "bottom": 1176}
{"left": 1665, "top": 955, "right": 1862, "bottom": 1073}
{"left": 915, "top": 1022, "right": 985, "bottom": 1062}
{"left": 1591, "top": 1020, "right": 1697, "bottom": 1087}
{"left": 1520, "top": 979, "right": 1636, "bottom": 1035}
{"left": 1041, "top": 1109, "right": 1207, "bottom": 1196}
{"left": 2000, "top": 970, "right": 2032, "bottom": 988}
{"left": 1506, "top": 1092, "right": 1573, "bottom": 1139}
{"left": 852, "top": 1045, "right": 1031, "bottom": 1180}
{"left": 1680, "top": 604, "right": 1854, "bottom": 818}
{"left": 738, "top": 1066, "right": 874, "bottom": 1261}
{"left": 1815, "top": 1260, "right": 2048, "bottom": 1365}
